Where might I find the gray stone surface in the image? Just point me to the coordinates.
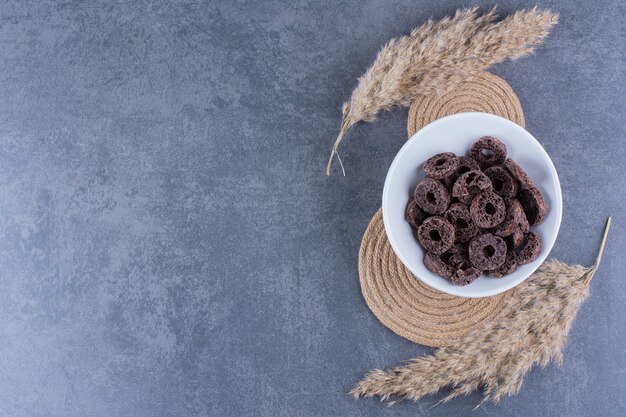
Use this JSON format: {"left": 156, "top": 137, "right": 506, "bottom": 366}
{"left": 0, "top": 1, "right": 623, "bottom": 416}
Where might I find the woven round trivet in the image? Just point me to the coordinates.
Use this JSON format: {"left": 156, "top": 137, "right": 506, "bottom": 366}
{"left": 407, "top": 72, "right": 525, "bottom": 136}
{"left": 358, "top": 72, "right": 524, "bottom": 348}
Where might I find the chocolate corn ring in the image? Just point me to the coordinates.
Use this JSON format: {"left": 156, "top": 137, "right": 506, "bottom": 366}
{"left": 424, "top": 252, "right": 454, "bottom": 279}
{"left": 445, "top": 242, "right": 468, "bottom": 255}
{"left": 516, "top": 231, "right": 542, "bottom": 265}
{"left": 468, "top": 233, "right": 507, "bottom": 270}
{"left": 518, "top": 185, "right": 547, "bottom": 226}
{"left": 470, "top": 136, "right": 507, "bottom": 168}
{"left": 405, "top": 197, "right": 427, "bottom": 229}
{"left": 447, "top": 253, "right": 481, "bottom": 286}
{"left": 453, "top": 267, "right": 482, "bottom": 286}
{"left": 484, "top": 165, "right": 519, "bottom": 199}
{"left": 505, "top": 227, "right": 525, "bottom": 251}
{"left": 470, "top": 191, "right": 506, "bottom": 228}
{"left": 417, "top": 216, "right": 455, "bottom": 255}
{"left": 503, "top": 158, "right": 534, "bottom": 189}
{"left": 493, "top": 199, "right": 529, "bottom": 237}
{"left": 445, "top": 202, "right": 479, "bottom": 243}
{"left": 453, "top": 156, "right": 480, "bottom": 179}
{"left": 452, "top": 170, "right": 492, "bottom": 205}
{"left": 448, "top": 253, "right": 468, "bottom": 269}
{"left": 443, "top": 156, "right": 481, "bottom": 188}
{"left": 423, "top": 152, "right": 459, "bottom": 180}
{"left": 414, "top": 178, "right": 450, "bottom": 214}
{"left": 488, "top": 251, "right": 518, "bottom": 278}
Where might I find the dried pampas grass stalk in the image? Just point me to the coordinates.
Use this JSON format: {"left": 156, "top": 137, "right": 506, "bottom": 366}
{"left": 351, "top": 217, "right": 611, "bottom": 407}
{"left": 326, "top": 7, "right": 559, "bottom": 175}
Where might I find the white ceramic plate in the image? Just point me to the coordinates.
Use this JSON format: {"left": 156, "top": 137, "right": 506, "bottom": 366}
{"left": 382, "top": 112, "right": 562, "bottom": 298}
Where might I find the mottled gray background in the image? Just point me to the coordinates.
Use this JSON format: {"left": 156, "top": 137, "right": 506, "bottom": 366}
{"left": 0, "top": 0, "right": 623, "bottom": 416}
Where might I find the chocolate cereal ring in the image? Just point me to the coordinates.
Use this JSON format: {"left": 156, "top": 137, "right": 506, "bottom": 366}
{"left": 470, "top": 191, "right": 506, "bottom": 228}
{"left": 518, "top": 185, "right": 547, "bottom": 226}
{"left": 417, "top": 216, "right": 455, "bottom": 254}
{"left": 423, "top": 152, "right": 459, "bottom": 180}
{"left": 493, "top": 199, "right": 529, "bottom": 237}
{"left": 503, "top": 158, "right": 534, "bottom": 188}
{"left": 516, "top": 231, "right": 542, "bottom": 265}
{"left": 488, "top": 251, "right": 518, "bottom": 278}
{"left": 452, "top": 170, "right": 492, "bottom": 205}
{"left": 468, "top": 233, "right": 507, "bottom": 270}
{"left": 445, "top": 203, "right": 479, "bottom": 243}
{"left": 447, "top": 253, "right": 481, "bottom": 286}
{"left": 470, "top": 136, "right": 507, "bottom": 168}
{"left": 405, "top": 198, "right": 427, "bottom": 229}
{"left": 447, "top": 242, "right": 468, "bottom": 254}
{"left": 454, "top": 156, "right": 480, "bottom": 178}
{"left": 453, "top": 267, "right": 482, "bottom": 286}
{"left": 484, "top": 165, "right": 519, "bottom": 199}
{"left": 449, "top": 156, "right": 481, "bottom": 182}
{"left": 505, "top": 227, "right": 525, "bottom": 250}
{"left": 441, "top": 156, "right": 481, "bottom": 190}
{"left": 414, "top": 178, "right": 450, "bottom": 214}
{"left": 424, "top": 252, "right": 453, "bottom": 279}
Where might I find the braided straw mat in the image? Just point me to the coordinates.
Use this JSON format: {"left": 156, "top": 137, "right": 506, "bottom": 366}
{"left": 359, "top": 72, "right": 525, "bottom": 347}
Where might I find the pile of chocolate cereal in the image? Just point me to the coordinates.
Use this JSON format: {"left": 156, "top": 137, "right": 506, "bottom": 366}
{"left": 405, "top": 136, "right": 547, "bottom": 286}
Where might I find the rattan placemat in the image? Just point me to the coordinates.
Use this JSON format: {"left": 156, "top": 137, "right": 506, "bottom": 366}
{"left": 358, "top": 72, "right": 523, "bottom": 347}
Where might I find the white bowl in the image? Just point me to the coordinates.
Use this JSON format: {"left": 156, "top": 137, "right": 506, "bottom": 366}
{"left": 382, "top": 112, "right": 562, "bottom": 298}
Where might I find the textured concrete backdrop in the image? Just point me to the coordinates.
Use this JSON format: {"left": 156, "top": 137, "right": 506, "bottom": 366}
{"left": 0, "top": 1, "right": 623, "bottom": 416}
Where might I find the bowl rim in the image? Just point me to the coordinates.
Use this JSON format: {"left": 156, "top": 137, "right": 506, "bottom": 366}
{"left": 382, "top": 112, "right": 562, "bottom": 298}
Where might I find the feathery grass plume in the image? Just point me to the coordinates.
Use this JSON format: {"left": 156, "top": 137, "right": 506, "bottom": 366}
{"left": 326, "top": 7, "right": 559, "bottom": 175}
{"left": 350, "top": 217, "right": 611, "bottom": 407}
